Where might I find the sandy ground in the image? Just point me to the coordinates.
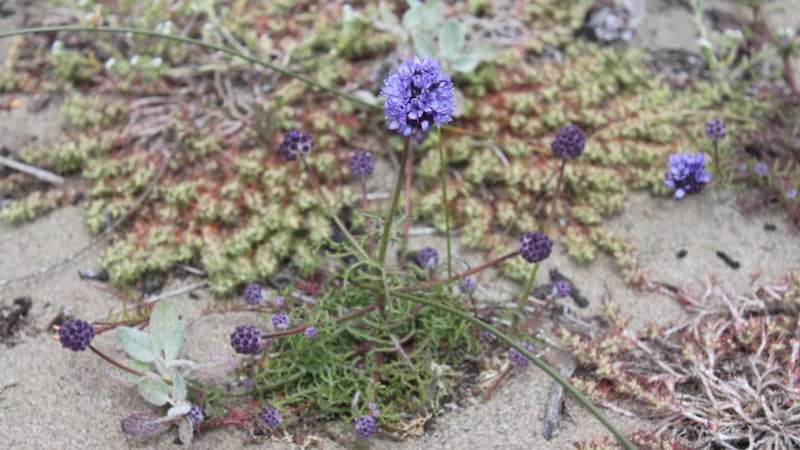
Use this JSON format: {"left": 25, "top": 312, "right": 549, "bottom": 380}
{"left": 1, "top": 1, "right": 800, "bottom": 449}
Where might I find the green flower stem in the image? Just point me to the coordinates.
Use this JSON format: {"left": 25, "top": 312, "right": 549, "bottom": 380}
{"left": 261, "top": 304, "right": 378, "bottom": 339}
{"left": 514, "top": 262, "right": 540, "bottom": 333}
{"left": 713, "top": 141, "right": 721, "bottom": 181}
{"left": 302, "top": 158, "right": 370, "bottom": 263}
{"left": 377, "top": 138, "right": 411, "bottom": 267}
{"left": 402, "top": 139, "right": 414, "bottom": 248}
{"left": 0, "top": 26, "right": 377, "bottom": 109}
{"left": 385, "top": 290, "right": 635, "bottom": 450}
{"left": 437, "top": 128, "right": 453, "bottom": 276}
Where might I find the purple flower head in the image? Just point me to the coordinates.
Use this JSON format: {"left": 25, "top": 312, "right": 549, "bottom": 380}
{"left": 458, "top": 276, "right": 476, "bottom": 294}
{"left": 755, "top": 161, "right": 769, "bottom": 177}
{"left": 417, "top": 247, "right": 439, "bottom": 270}
{"left": 705, "top": 119, "right": 726, "bottom": 142}
{"left": 58, "top": 319, "right": 94, "bottom": 351}
{"left": 367, "top": 402, "right": 381, "bottom": 417}
{"left": 349, "top": 151, "right": 374, "bottom": 180}
{"left": 272, "top": 313, "right": 290, "bottom": 330}
{"left": 120, "top": 411, "right": 162, "bottom": 437}
{"left": 354, "top": 415, "right": 378, "bottom": 438}
{"left": 260, "top": 407, "right": 282, "bottom": 429}
{"left": 304, "top": 326, "right": 318, "bottom": 339}
{"left": 187, "top": 405, "right": 204, "bottom": 427}
{"left": 230, "top": 325, "right": 262, "bottom": 355}
{"left": 508, "top": 341, "right": 536, "bottom": 369}
{"left": 787, "top": 189, "right": 798, "bottom": 200}
{"left": 381, "top": 57, "right": 455, "bottom": 137}
{"left": 279, "top": 130, "right": 313, "bottom": 161}
{"left": 550, "top": 124, "right": 586, "bottom": 160}
{"left": 553, "top": 279, "right": 571, "bottom": 298}
{"left": 519, "top": 232, "right": 553, "bottom": 264}
{"left": 242, "top": 283, "right": 265, "bottom": 306}
{"left": 665, "top": 153, "right": 712, "bottom": 200}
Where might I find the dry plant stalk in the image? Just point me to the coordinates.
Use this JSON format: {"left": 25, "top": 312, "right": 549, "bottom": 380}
{"left": 560, "top": 273, "right": 800, "bottom": 448}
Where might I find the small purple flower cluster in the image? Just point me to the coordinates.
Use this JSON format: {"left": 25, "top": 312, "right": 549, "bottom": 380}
{"left": 279, "top": 130, "right": 313, "bottom": 161}
{"left": 519, "top": 232, "right": 553, "bottom": 263}
{"left": 58, "top": 319, "right": 94, "bottom": 352}
{"left": 349, "top": 151, "right": 375, "bottom": 180}
{"left": 261, "top": 407, "right": 282, "bottom": 429}
{"left": 665, "top": 153, "right": 712, "bottom": 199}
{"left": 304, "top": 326, "right": 318, "bottom": 340}
{"left": 230, "top": 325, "right": 261, "bottom": 355}
{"left": 705, "top": 119, "right": 726, "bottom": 142}
{"left": 417, "top": 247, "right": 439, "bottom": 271}
{"left": 272, "top": 313, "right": 290, "bottom": 330}
{"left": 242, "top": 283, "right": 265, "bottom": 306}
{"left": 381, "top": 57, "right": 455, "bottom": 137}
{"left": 187, "top": 405, "right": 204, "bottom": 427}
{"left": 553, "top": 279, "right": 571, "bottom": 298}
{"left": 458, "top": 276, "right": 476, "bottom": 294}
{"left": 508, "top": 341, "right": 536, "bottom": 369}
{"left": 354, "top": 414, "right": 378, "bottom": 438}
{"left": 550, "top": 124, "right": 586, "bottom": 160}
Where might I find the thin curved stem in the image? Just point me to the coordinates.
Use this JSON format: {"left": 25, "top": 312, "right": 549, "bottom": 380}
{"left": 385, "top": 290, "right": 635, "bottom": 450}
{"left": 377, "top": 138, "right": 410, "bottom": 267}
{"left": 515, "top": 262, "right": 540, "bottom": 333}
{"left": 303, "top": 159, "right": 370, "bottom": 263}
{"left": 398, "top": 250, "right": 519, "bottom": 293}
{"left": 0, "top": 25, "right": 376, "bottom": 109}
{"left": 437, "top": 128, "right": 453, "bottom": 276}
{"left": 547, "top": 159, "right": 567, "bottom": 234}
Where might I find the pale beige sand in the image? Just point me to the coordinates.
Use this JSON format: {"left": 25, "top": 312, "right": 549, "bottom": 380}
{"left": 1, "top": 2, "right": 800, "bottom": 450}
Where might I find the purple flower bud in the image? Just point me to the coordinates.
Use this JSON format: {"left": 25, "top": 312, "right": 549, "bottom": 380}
{"left": 230, "top": 325, "right": 261, "bottom": 355}
{"left": 304, "top": 326, "right": 318, "bottom": 339}
{"left": 553, "top": 279, "right": 571, "bottom": 298}
{"left": 705, "top": 119, "right": 726, "bottom": 142}
{"left": 272, "top": 313, "right": 290, "bottom": 330}
{"left": 519, "top": 232, "right": 553, "bottom": 264}
{"left": 550, "top": 124, "right": 586, "bottom": 160}
{"left": 354, "top": 415, "right": 377, "bottom": 438}
{"left": 279, "top": 130, "right": 313, "bottom": 161}
{"left": 242, "top": 283, "right": 265, "bottom": 306}
{"left": 665, "top": 153, "right": 712, "bottom": 199}
{"left": 787, "top": 189, "right": 798, "bottom": 200}
{"left": 755, "top": 161, "right": 769, "bottom": 177}
{"left": 187, "top": 405, "right": 204, "bottom": 427}
{"left": 349, "top": 151, "right": 374, "bottom": 180}
{"left": 417, "top": 247, "right": 439, "bottom": 271}
{"left": 508, "top": 341, "right": 536, "bottom": 369}
{"left": 58, "top": 319, "right": 94, "bottom": 351}
{"left": 120, "top": 411, "right": 162, "bottom": 437}
{"left": 261, "top": 407, "right": 282, "bottom": 429}
{"left": 458, "top": 276, "right": 476, "bottom": 294}
{"left": 381, "top": 57, "right": 455, "bottom": 137}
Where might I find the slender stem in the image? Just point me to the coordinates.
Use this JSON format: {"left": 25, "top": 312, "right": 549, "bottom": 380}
{"left": 437, "top": 128, "right": 453, "bottom": 276}
{"left": 384, "top": 290, "right": 635, "bottom": 450}
{"left": 0, "top": 26, "right": 376, "bottom": 109}
{"left": 303, "top": 158, "right": 370, "bottom": 262}
{"left": 547, "top": 160, "right": 567, "bottom": 234}
{"left": 260, "top": 304, "right": 378, "bottom": 340}
{"left": 377, "top": 139, "right": 411, "bottom": 267}
{"left": 398, "top": 250, "right": 519, "bottom": 293}
{"left": 514, "top": 262, "right": 540, "bottom": 333}
{"left": 89, "top": 344, "right": 145, "bottom": 377}
{"left": 402, "top": 140, "right": 414, "bottom": 248}
{"left": 360, "top": 178, "right": 375, "bottom": 254}
{"left": 713, "top": 141, "right": 720, "bottom": 181}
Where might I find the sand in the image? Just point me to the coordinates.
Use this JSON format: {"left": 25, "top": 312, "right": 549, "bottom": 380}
{"left": 1, "top": 1, "right": 799, "bottom": 449}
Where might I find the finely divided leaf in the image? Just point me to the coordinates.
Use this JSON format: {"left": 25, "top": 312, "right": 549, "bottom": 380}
{"left": 117, "top": 327, "right": 161, "bottom": 363}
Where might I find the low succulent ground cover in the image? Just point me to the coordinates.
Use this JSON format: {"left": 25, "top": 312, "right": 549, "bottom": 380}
{"left": 0, "top": 0, "right": 799, "bottom": 448}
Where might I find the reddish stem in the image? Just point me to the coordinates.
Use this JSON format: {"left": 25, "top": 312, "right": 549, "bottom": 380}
{"left": 89, "top": 344, "right": 145, "bottom": 377}
{"left": 398, "top": 250, "right": 519, "bottom": 293}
